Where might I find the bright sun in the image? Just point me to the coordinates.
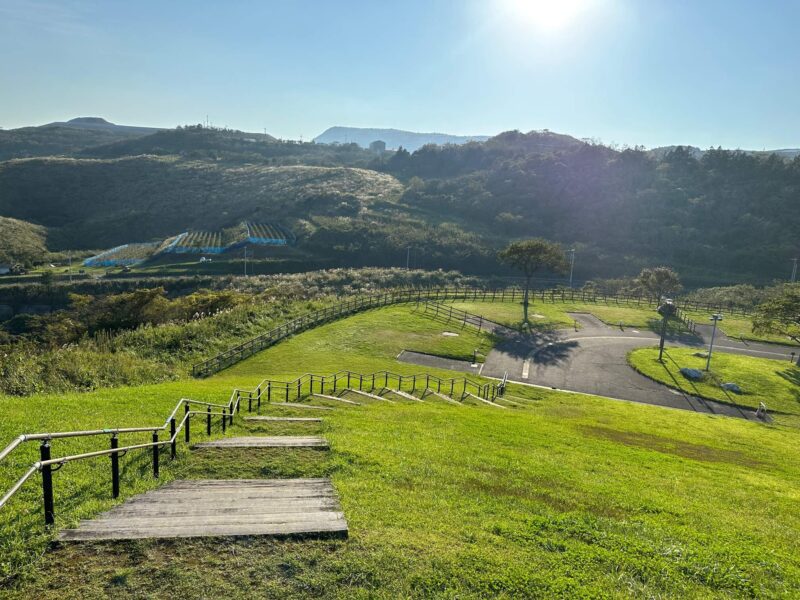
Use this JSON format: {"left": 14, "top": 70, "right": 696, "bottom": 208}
{"left": 500, "top": 0, "right": 594, "bottom": 33}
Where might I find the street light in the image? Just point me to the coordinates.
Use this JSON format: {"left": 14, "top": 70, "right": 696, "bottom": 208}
{"left": 568, "top": 248, "right": 576, "bottom": 288}
{"left": 706, "top": 313, "right": 723, "bottom": 371}
{"left": 656, "top": 299, "right": 676, "bottom": 361}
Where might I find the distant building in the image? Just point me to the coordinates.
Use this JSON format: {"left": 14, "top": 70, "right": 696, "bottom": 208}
{"left": 369, "top": 140, "right": 386, "bottom": 154}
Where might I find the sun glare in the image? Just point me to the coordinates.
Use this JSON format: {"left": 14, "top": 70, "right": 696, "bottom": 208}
{"left": 500, "top": 0, "right": 594, "bottom": 33}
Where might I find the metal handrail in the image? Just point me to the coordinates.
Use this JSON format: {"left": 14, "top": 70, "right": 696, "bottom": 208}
{"left": 0, "top": 384, "right": 253, "bottom": 522}
{"left": 192, "top": 286, "right": 750, "bottom": 378}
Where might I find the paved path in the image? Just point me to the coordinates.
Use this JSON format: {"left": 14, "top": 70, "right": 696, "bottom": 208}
{"left": 194, "top": 436, "right": 329, "bottom": 448}
{"left": 434, "top": 311, "right": 792, "bottom": 421}
{"left": 58, "top": 479, "right": 347, "bottom": 541}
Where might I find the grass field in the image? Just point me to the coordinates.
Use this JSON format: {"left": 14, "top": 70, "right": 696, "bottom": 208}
{"left": 682, "top": 310, "right": 799, "bottom": 346}
{"left": 628, "top": 347, "right": 800, "bottom": 428}
{"left": 2, "top": 305, "right": 800, "bottom": 597}
{"left": 448, "top": 300, "right": 691, "bottom": 335}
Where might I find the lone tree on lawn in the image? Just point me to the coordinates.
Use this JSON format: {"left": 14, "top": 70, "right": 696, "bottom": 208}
{"left": 498, "top": 238, "right": 569, "bottom": 324}
{"left": 637, "top": 266, "right": 682, "bottom": 301}
{"left": 753, "top": 284, "right": 800, "bottom": 365}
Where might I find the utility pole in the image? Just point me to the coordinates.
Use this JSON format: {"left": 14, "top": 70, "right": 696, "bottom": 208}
{"left": 568, "top": 248, "right": 576, "bottom": 288}
{"left": 406, "top": 247, "right": 411, "bottom": 270}
{"left": 656, "top": 299, "right": 675, "bottom": 362}
{"left": 243, "top": 246, "right": 248, "bottom": 277}
{"left": 706, "top": 313, "right": 723, "bottom": 371}
{"left": 791, "top": 258, "right": 798, "bottom": 283}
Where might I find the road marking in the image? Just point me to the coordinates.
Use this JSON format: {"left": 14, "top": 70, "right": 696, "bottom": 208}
{"left": 521, "top": 359, "right": 530, "bottom": 379}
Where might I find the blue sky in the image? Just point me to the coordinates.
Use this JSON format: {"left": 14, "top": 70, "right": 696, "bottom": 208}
{"left": 1, "top": 0, "right": 798, "bottom": 149}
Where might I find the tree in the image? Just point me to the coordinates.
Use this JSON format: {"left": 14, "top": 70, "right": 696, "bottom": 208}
{"left": 636, "top": 266, "right": 682, "bottom": 301}
{"left": 498, "top": 239, "right": 569, "bottom": 324}
{"left": 753, "top": 284, "right": 800, "bottom": 365}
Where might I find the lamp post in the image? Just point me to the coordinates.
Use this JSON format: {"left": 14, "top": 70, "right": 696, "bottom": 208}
{"left": 568, "top": 248, "right": 576, "bottom": 288}
{"left": 656, "top": 299, "right": 675, "bottom": 362}
{"left": 706, "top": 313, "right": 723, "bottom": 371}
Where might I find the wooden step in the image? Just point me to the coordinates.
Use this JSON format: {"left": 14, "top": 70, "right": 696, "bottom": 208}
{"left": 273, "top": 402, "right": 334, "bottom": 411}
{"left": 384, "top": 388, "right": 423, "bottom": 402}
{"left": 193, "top": 436, "right": 328, "bottom": 448}
{"left": 245, "top": 416, "right": 322, "bottom": 422}
{"left": 58, "top": 479, "right": 347, "bottom": 541}
{"left": 310, "top": 393, "right": 361, "bottom": 405}
{"left": 462, "top": 392, "right": 507, "bottom": 409}
{"left": 423, "top": 388, "right": 462, "bottom": 405}
{"left": 343, "top": 388, "right": 395, "bottom": 403}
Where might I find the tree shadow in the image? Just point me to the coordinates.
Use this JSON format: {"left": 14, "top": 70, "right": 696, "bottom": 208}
{"left": 645, "top": 318, "right": 703, "bottom": 345}
{"left": 530, "top": 340, "right": 580, "bottom": 366}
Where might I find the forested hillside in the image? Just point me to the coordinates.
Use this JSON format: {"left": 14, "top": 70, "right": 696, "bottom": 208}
{"left": 0, "top": 127, "right": 797, "bottom": 283}
{"left": 0, "top": 217, "right": 49, "bottom": 266}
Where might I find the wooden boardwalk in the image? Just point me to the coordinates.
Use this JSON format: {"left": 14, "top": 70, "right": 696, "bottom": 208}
{"left": 58, "top": 479, "right": 347, "bottom": 541}
{"left": 194, "top": 436, "right": 329, "bottom": 448}
{"left": 245, "top": 416, "right": 323, "bottom": 423}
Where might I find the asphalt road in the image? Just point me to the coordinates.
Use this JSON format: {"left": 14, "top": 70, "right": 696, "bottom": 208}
{"left": 474, "top": 312, "right": 794, "bottom": 421}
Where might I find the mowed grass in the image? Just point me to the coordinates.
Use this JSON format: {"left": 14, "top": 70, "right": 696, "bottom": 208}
{"left": 448, "top": 300, "right": 691, "bottom": 335}
{"left": 1, "top": 306, "right": 800, "bottom": 596}
{"left": 629, "top": 347, "right": 800, "bottom": 427}
{"left": 683, "top": 310, "right": 799, "bottom": 346}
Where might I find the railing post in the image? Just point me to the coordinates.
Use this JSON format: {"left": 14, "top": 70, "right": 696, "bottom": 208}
{"left": 170, "top": 417, "right": 177, "bottom": 459}
{"left": 268, "top": 382, "right": 272, "bottom": 403}
{"left": 40, "top": 440, "right": 55, "bottom": 526}
{"left": 285, "top": 383, "right": 289, "bottom": 402}
{"left": 207, "top": 406, "right": 212, "bottom": 435}
{"left": 347, "top": 373, "right": 351, "bottom": 388}
{"left": 110, "top": 435, "right": 120, "bottom": 499}
{"left": 229, "top": 402, "right": 234, "bottom": 425}
{"left": 359, "top": 375, "right": 363, "bottom": 390}
{"left": 185, "top": 403, "right": 191, "bottom": 443}
{"left": 222, "top": 407, "right": 227, "bottom": 433}
{"left": 248, "top": 392, "right": 252, "bottom": 413}
{"left": 152, "top": 431, "right": 159, "bottom": 478}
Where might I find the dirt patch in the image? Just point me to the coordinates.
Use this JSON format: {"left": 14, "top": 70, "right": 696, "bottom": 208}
{"left": 580, "top": 425, "right": 764, "bottom": 468}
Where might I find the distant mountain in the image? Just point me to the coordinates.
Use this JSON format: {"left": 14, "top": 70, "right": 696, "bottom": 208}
{"left": 47, "top": 116, "right": 162, "bottom": 136}
{"left": 0, "top": 117, "right": 158, "bottom": 161}
{"left": 314, "top": 126, "right": 491, "bottom": 152}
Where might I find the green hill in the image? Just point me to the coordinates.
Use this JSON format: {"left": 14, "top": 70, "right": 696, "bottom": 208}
{"left": 0, "top": 216, "right": 48, "bottom": 266}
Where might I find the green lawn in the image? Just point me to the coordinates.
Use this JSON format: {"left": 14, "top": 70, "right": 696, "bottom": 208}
{"left": 448, "top": 300, "right": 690, "bottom": 335}
{"left": 2, "top": 306, "right": 800, "bottom": 597}
{"left": 628, "top": 347, "right": 800, "bottom": 427}
{"left": 683, "top": 310, "right": 799, "bottom": 346}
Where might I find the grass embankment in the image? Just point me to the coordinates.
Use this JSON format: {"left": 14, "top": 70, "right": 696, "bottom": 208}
{"left": 628, "top": 347, "right": 800, "bottom": 427}
{"left": 2, "top": 306, "right": 800, "bottom": 597}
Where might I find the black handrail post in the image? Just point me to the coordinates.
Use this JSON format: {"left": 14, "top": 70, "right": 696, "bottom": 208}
{"left": 359, "top": 375, "right": 363, "bottom": 391}
{"left": 152, "top": 431, "right": 159, "bottom": 478}
{"left": 207, "top": 406, "right": 212, "bottom": 435}
{"left": 40, "top": 440, "right": 55, "bottom": 526}
{"left": 248, "top": 393, "right": 252, "bottom": 413}
{"left": 229, "top": 402, "right": 234, "bottom": 426}
{"left": 222, "top": 407, "right": 227, "bottom": 433}
{"left": 110, "top": 435, "right": 120, "bottom": 499}
{"left": 185, "top": 403, "right": 191, "bottom": 443}
{"left": 170, "top": 417, "right": 177, "bottom": 459}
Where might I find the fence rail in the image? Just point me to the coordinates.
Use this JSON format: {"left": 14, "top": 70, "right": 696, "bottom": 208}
{"left": 245, "top": 369, "right": 502, "bottom": 406}
{"left": 0, "top": 386, "right": 254, "bottom": 526}
{"left": 193, "top": 286, "right": 752, "bottom": 378}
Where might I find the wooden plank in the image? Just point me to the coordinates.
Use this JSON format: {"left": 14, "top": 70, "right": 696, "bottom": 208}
{"left": 423, "top": 388, "right": 462, "bottom": 406}
{"left": 275, "top": 402, "right": 334, "bottom": 411}
{"left": 244, "top": 416, "right": 322, "bottom": 422}
{"left": 462, "top": 392, "right": 507, "bottom": 409}
{"left": 193, "top": 436, "right": 328, "bottom": 448}
{"left": 343, "top": 388, "right": 395, "bottom": 403}
{"left": 58, "top": 479, "right": 347, "bottom": 542}
{"left": 59, "top": 520, "right": 348, "bottom": 541}
{"left": 384, "top": 388, "right": 423, "bottom": 402}
{"left": 310, "top": 393, "right": 361, "bottom": 406}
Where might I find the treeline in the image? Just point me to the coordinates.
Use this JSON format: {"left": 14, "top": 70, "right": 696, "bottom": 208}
{"left": 377, "top": 132, "right": 800, "bottom": 283}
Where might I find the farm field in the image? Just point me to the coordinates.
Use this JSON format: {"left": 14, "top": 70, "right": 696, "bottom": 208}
{"left": 1, "top": 305, "right": 800, "bottom": 597}
{"left": 628, "top": 347, "right": 800, "bottom": 428}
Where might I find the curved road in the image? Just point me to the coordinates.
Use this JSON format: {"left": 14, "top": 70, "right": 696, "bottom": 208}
{"left": 476, "top": 313, "right": 796, "bottom": 421}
